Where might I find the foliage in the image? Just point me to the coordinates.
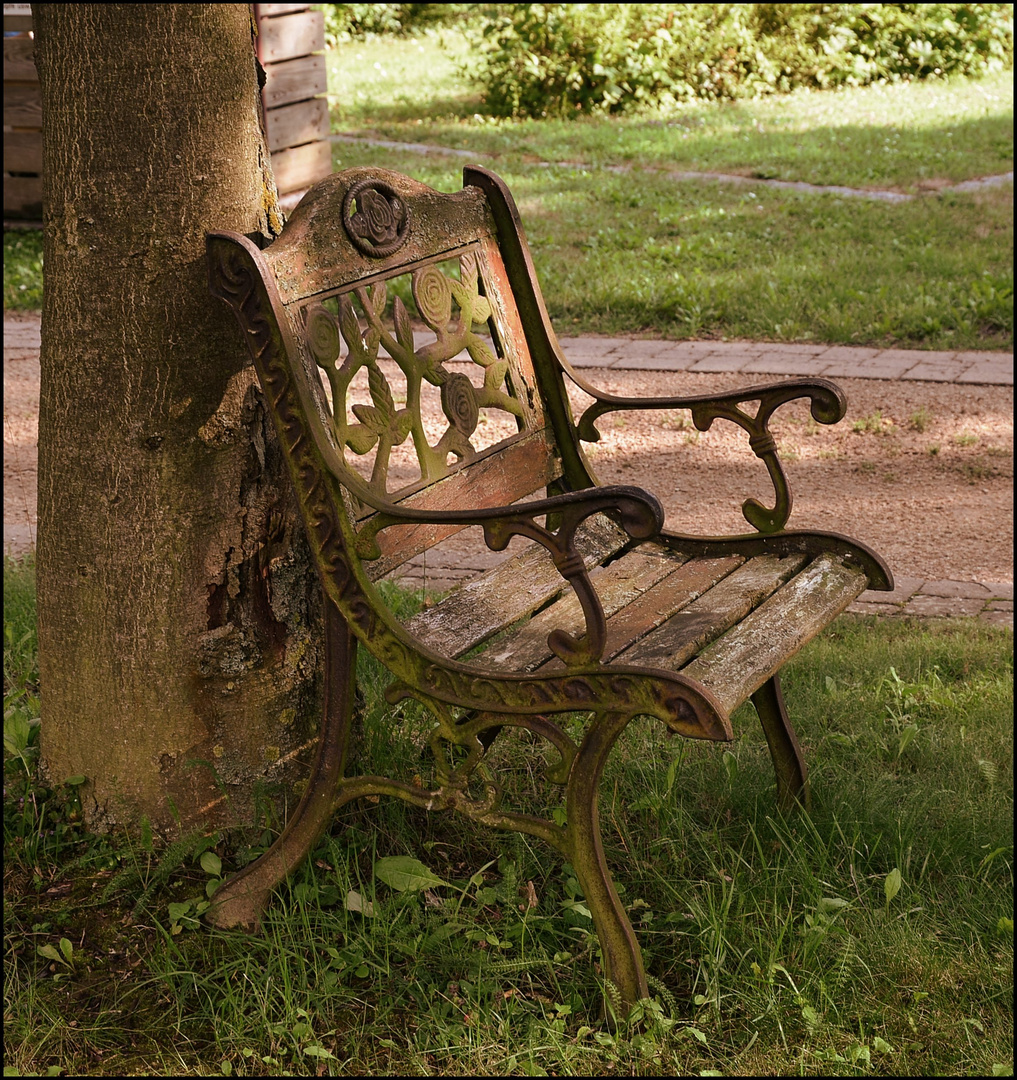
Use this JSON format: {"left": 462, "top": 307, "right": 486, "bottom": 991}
{"left": 319, "top": 3, "right": 479, "bottom": 45}
{"left": 4, "top": 548, "right": 1014, "bottom": 1073}
{"left": 3, "top": 229, "right": 44, "bottom": 310}
{"left": 461, "top": 3, "right": 1015, "bottom": 118}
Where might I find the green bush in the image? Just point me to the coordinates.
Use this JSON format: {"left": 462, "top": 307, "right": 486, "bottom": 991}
{"left": 320, "top": 3, "right": 480, "bottom": 45}
{"left": 464, "top": 3, "right": 1015, "bottom": 118}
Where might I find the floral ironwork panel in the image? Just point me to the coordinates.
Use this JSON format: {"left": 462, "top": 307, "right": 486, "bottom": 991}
{"left": 300, "top": 252, "right": 525, "bottom": 497}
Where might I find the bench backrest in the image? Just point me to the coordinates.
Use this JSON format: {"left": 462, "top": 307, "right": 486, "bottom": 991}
{"left": 210, "top": 166, "right": 593, "bottom": 581}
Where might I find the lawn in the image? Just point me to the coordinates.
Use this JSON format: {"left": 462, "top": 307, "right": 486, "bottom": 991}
{"left": 4, "top": 38, "right": 1012, "bottom": 352}
{"left": 4, "top": 554, "right": 1014, "bottom": 1076}
{"left": 325, "top": 32, "right": 1013, "bottom": 351}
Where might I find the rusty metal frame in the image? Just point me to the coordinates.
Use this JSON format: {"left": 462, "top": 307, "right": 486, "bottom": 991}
{"left": 205, "top": 165, "right": 893, "bottom": 1020}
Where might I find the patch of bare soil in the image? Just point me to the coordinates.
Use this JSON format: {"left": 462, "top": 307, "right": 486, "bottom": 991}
{"left": 4, "top": 311, "right": 1012, "bottom": 584}
{"left": 561, "top": 369, "right": 1013, "bottom": 584}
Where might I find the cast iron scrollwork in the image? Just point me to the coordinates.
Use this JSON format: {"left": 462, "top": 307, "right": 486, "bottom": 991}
{"left": 304, "top": 253, "right": 522, "bottom": 497}
{"left": 382, "top": 684, "right": 579, "bottom": 855}
{"left": 574, "top": 376, "right": 846, "bottom": 534}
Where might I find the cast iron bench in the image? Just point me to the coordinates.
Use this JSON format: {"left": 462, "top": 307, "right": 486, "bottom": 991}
{"left": 206, "top": 166, "right": 892, "bottom": 1014}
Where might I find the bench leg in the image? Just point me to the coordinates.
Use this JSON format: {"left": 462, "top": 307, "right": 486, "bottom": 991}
{"left": 568, "top": 711, "right": 650, "bottom": 1019}
{"left": 206, "top": 598, "right": 358, "bottom": 929}
{"left": 750, "top": 674, "right": 810, "bottom": 812}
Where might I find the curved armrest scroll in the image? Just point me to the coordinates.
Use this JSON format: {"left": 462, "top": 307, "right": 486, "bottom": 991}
{"left": 358, "top": 485, "right": 664, "bottom": 667}
{"left": 574, "top": 376, "right": 846, "bottom": 534}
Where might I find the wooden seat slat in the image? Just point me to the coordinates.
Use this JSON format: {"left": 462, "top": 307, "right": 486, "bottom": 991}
{"left": 683, "top": 553, "right": 868, "bottom": 715}
{"left": 615, "top": 553, "right": 808, "bottom": 672}
{"left": 599, "top": 553, "right": 748, "bottom": 664}
{"left": 480, "top": 546, "right": 690, "bottom": 670}
{"left": 404, "top": 513, "right": 629, "bottom": 658}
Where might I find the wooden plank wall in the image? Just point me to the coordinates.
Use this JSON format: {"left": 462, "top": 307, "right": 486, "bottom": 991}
{"left": 2, "top": 5, "right": 332, "bottom": 223}
{"left": 253, "top": 3, "right": 331, "bottom": 211}
{"left": 3, "top": 3, "right": 42, "bottom": 220}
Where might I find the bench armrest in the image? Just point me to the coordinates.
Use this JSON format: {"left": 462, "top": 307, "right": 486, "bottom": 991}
{"left": 357, "top": 484, "right": 663, "bottom": 666}
{"left": 569, "top": 367, "right": 846, "bottom": 534}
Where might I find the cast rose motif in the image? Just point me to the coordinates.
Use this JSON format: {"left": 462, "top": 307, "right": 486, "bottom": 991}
{"left": 342, "top": 179, "right": 411, "bottom": 257}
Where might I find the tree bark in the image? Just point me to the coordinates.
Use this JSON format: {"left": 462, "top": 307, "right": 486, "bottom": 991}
{"left": 33, "top": 5, "right": 323, "bottom": 834}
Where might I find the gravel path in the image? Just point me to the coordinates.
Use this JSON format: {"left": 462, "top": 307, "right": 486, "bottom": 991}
{"left": 5, "top": 312, "right": 1012, "bottom": 626}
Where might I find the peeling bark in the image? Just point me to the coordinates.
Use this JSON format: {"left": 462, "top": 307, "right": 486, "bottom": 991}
{"left": 33, "top": 4, "right": 322, "bottom": 833}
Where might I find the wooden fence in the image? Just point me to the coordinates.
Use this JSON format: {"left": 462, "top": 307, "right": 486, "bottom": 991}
{"left": 254, "top": 3, "right": 331, "bottom": 211}
{"left": 3, "top": 3, "right": 42, "bottom": 220}
{"left": 2, "top": 4, "right": 331, "bottom": 222}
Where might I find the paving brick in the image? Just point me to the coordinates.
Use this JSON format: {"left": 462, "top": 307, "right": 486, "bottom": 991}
{"left": 672, "top": 341, "right": 725, "bottom": 359}
{"left": 903, "top": 595, "right": 986, "bottom": 617}
{"left": 956, "top": 365, "right": 1014, "bottom": 385}
{"left": 818, "top": 358, "right": 915, "bottom": 379}
{"left": 954, "top": 350, "right": 1015, "bottom": 364}
{"left": 559, "top": 336, "right": 629, "bottom": 357}
{"left": 980, "top": 609, "right": 1014, "bottom": 628}
{"left": 901, "top": 362, "right": 968, "bottom": 382}
{"left": 700, "top": 341, "right": 765, "bottom": 357}
{"left": 985, "top": 582, "right": 1014, "bottom": 600}
{"left": 846, "top": 600, "right": 904, "bottom": 617}
{"left": 875, "top": 349, "right": 958, "bottom": 364}
{"left": 745, "top": 342, "right": 827, "bottom": 357}
{"left": 858, "top": 576, "right": 923, "bottom": 604}
{"left": 564, "top": 354, "right": 619, "bottom": 369}
{"left": 919, "top": 579, "right": 993, "bottom": 599}
{"left": 986, "top": 598, "right": 1014, "bottom": 611}
{"left": 2, "top": 326, "right": 41, "bottom": 349}
{"left": 688, "top": 355, "right": 754, "bottom": 372}
{"left": 613, "top": 353, "right": 699, "bottom": 371}
{"left": 611, "top": 338, "right": 684, "bottom": 358}
{"left": 741, "top": 356, "right": 834, "bottom": 375}
{"left": 815, "top": 346, "right": 882, "bottom": 363}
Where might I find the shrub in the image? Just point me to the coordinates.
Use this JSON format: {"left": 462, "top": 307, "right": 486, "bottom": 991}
{"left": 320, "top": 3, "right": 480, "bottom": 45}
{"left": 463, "top": 3, "right": 1015, "bottom": 118}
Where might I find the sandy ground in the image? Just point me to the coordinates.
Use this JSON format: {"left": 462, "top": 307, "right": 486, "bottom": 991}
{"left": 4, "top": 311, "right": 1013, "bottom": 583}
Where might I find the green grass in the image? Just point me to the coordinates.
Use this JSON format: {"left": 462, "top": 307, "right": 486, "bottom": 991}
{"left": 328, "top": 34, "right": 1014, "bottom": 190}
{"left": 322, "top": 33, "right": 1014, "bottom": 351}
{"left": 4, "top": 38, "right": 1013, "bottom": 343}
{"left": 330, "top": 142, "right": 1012, "bottom": 349}
{"left": 4, "top": 556, "right": 1014, "bottom": 1076}
{"left": 3, "top": 230, "right": 44, "bottom": 312}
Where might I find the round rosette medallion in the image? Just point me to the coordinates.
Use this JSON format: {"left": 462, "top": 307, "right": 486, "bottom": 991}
{"left": 342, "top": 179, "right": 411, "bottom": 258}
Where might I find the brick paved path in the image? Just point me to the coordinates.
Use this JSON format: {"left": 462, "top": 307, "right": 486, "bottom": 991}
{"left": 4, "top": 315, "right": 1013, "bottom": 627}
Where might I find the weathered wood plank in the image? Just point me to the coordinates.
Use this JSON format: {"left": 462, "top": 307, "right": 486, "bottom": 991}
{"left": 600, "top": 554, "right": 747, "bottom": 662}
{"left": 363, "top": 428, "right": 563, "bottom": 580}
{"left": 265, "top": 96, "right": 329, "bottom": 153}
{"left": 3, "top": 175, "right": 42, "bottom": 217}
{"left": 482, "top": 546, "right": 688, "bottom": 671}
{"left": 3, "top": 82, "right": 42, "bottom": 128}
{"left": 683, "top": 553, "right": 868, "bottom": 716}
{"left": 270, "top": 139, "right": 331, "bottom": 195}
{"left": 405, "top": 515, "right": 630, "bottom": 658}
{"left": 262, "top": 53, "right": 327, "bottom": 109}
{"left": 257, "top": 9, "right": 324, "bottom": 64}
{"left": 477, "top": 237, "right": 546, "bottom": 431}
{"left": 3, "top": 35, "right": 37, "bottom": 81}
{"left": 3, "top": 130, "right": 42, "bottom": 174}
{"left": 615, "top": 553, "right": 808, "bottom": 673}
{"left": 3, "top": 14, "right": 33, "bottom": 33}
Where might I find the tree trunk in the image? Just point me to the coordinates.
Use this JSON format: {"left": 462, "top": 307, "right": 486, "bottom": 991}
{"left": 33, "top": 4, "right": 323, "bottom": 834}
